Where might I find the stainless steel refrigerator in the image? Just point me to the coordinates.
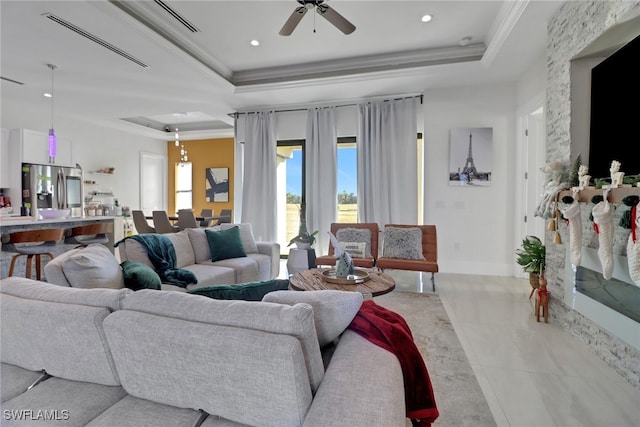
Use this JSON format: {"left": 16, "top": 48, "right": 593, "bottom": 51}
{"left": 21, "top": 163, "right": 84, "bottom": 217}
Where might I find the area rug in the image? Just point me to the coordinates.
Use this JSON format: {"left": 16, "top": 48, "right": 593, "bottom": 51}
{"left": 375, "top": 291, "right": 496, "bottom": 427}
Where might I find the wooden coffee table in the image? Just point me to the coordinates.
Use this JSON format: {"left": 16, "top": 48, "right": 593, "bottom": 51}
{"left": 289, "top": 268, "right": 395, "bottom": 297}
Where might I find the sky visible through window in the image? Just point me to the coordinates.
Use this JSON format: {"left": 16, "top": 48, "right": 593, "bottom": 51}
{"left": 286, "top": 147, "right": 357, "bottom": 196}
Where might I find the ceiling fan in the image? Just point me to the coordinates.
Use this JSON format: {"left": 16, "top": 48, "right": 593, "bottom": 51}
{"left": 279, "top": 0, "right": 356, "bottom": 36}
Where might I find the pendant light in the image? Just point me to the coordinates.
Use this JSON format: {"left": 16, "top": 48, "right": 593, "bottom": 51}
{"left": 180, "top": 144, "right": 188, "bottom": 164}
{"left": 174, "top": 127, "right": 179, "bottom": 146}
{"left": 47, "top": 64, "right": 57, "bottom": 163}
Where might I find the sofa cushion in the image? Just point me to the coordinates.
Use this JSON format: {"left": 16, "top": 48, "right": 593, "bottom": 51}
{"left": 164, "top": 230, "right": 196, "bottom": 268}
{"left": 60, "top": 243, "right": 124, "bottom": 289}
{"left": 205, "top": 227, "right": 246, "bottom": 261}
{"left": 0, "top": 293, "right": 121, "bottom": 386}
{"left": 119, "top": 290, "right": 325, "bottom": 393}
{"left": 86, "top": 395, "right": 208, "bottom": 427}
{"left": 104, "top": 308, "right": 314, "bottom": 427}
{"left": 187, "top": 279, "right": 290, "bottom": 301}
{"left": 43, "top": 246, "right": 82, "bottom": 287}
{"left": 0, "top": 363, "right": 43, "bottom": 403}
{"left": 181, "top": 264, "right": 236, "bottom": 288}
{"left": 246, "top": 253, "right": 273, "bottom": 281}
{"left": 121, "top": 260, "right": 162, "bottom": 290}
{"left": 1, "top": 377, "right": 126, "bottom": 427}
{"left": 220, "top": 223, "right": 259, "bottom": 254}
{"left": 0, "top": 276, "right": 130, "bottom": 311}
{"left": 263, "top": 290, "right": 363, "bottom": 347}
{"left": 205, "top": 256, "right": 260, "bottom": 283}
{"left": 336, "top": 228, "right": 373, "bottom": 258}
{"left": 383, "top": 226, "right": 425, "bottom": 260}
{"left": 187, "top": 227, "right": 212, "bottom": 263}
{"left": 117, "top": 238, "right": 155, "bottom": 268}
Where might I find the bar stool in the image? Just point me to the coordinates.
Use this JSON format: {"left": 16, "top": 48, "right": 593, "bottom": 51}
{"left": 65, "top": 222, "right": 113, "bottom": 247}
{"left": 5, "top": 228, "right": 66, "bottom": 280}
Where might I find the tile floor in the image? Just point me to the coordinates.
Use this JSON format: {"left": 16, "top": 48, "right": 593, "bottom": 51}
{"left": 387, "top": 270, "right": 640, "bottom": 427}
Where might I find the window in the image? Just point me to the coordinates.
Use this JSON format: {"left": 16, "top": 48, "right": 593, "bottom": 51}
{"left": 175, "top": 162, "right": 192, "bottom": 211}
{"left": 337, "top": 140, "right": 357, "bottom": 223}
{"left": 277, "top": 141, "right": 304, "bottom": 255}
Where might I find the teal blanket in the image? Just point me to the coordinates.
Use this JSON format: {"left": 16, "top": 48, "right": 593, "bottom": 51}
{"left": 115, "top": 234, "right": 197, "bottom": 288}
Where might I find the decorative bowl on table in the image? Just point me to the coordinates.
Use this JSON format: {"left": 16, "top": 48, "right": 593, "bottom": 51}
{"left": 321, "top": 268, "right": 370, "bottom": 285}
{"left": 39, "top": 208, "right": 70, "bottom": 219}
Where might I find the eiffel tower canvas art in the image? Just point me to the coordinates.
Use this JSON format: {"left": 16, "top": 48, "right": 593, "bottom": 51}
{"left": 449, "top": 127, "right": 493, "bottom": 186}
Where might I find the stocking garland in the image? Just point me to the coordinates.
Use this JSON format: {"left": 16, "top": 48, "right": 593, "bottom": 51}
{"left": 561, "top": 190, "right": 582, "bottom": 266}
{"left": 620, "top": 195, "right": 640, "bottom": 287}
{"left": 591, "top": 189, "right": 613, "bottom": 280}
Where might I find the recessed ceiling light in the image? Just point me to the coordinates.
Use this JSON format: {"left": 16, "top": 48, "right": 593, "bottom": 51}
{"left": 250, "top": 39, "right": 260, "bottom": 46}
{"left": 421, "top": 14, "right": 432, "bottom": 23}
{"left": 43, "top": 93, "right": 52, "bottom": 98}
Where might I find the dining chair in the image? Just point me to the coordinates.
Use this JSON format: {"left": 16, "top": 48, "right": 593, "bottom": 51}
{"left": 177, "top": 209, "right": 199, "bottom": 230}
{"left": 217, "top": 209, "right": 232, "bottom": 224}
{"left": 132, "top": 210, "right": 156, "bottom": 234}
{"left": 199, "top": 209, "right": 213, "bottom": 227}
{"left": 152, "top": 210, "right": 179, "bottom": 233}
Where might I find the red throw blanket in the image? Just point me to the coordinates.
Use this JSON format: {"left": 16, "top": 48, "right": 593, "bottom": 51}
{"left": 347, "top": 300, "right": 439, "bottom": 427}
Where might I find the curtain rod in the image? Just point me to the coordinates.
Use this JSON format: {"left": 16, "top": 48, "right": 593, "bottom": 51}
{"left": 228, "top": 94, "right": 423, "bottom": 118}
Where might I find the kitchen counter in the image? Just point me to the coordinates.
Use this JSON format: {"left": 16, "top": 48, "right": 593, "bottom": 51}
{"left": 0, "top": 216, "right": 118, "bottom": 280}
{"left": 0, "top": 215, "right": 116, "bottom": 228}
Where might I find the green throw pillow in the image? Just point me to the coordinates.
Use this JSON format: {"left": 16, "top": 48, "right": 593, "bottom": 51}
{"left": 187, "top": 279, "right": 290, "bottom": 301}
{"left": 121, "top": 260, "right": 162, "bottom": 291}
{"left": 205, "top": 227, "right": 247, "bottom": 262}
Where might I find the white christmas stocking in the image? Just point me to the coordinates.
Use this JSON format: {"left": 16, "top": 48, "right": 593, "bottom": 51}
{"left": 592, "top": 198, "right": 613, "bottom": 280}
{"left": 562, "top": 195, "right": 582, "bottom": 266}
{"left": 627, "top": 205, "right": 640, "bottom": 287}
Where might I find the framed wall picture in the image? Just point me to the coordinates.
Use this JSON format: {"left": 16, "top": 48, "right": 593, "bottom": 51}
{"left": 449, "top": 127, "right": 493, "bottom": 186}
{"left": 205, "top": 167, "right": 229, "bottom": 202}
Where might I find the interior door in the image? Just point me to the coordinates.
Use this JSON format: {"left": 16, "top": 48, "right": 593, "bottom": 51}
{"left": 140, "top": 152, "right": 166, "bottom": 215}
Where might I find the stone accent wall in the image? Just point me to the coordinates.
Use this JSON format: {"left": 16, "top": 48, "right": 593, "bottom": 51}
{"left": 545, "top": 0, "right": 640, "bottom": 389}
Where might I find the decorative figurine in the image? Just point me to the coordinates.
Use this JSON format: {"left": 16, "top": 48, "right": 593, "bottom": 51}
{"left": 578, "top": 164, "right": 591, "bottom": 189}
{"left": 535, "top": 273, "right": 550, "bottom": 323}
{"left": 610, "top": 160, "right": 624, "bottom": 188}
{"left": 328, "top": 232, "right": 354, "bottom": 278}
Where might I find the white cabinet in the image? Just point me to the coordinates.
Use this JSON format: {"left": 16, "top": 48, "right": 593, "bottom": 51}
{"left": 10, "top": 128, "right": 74, "bottom": 167}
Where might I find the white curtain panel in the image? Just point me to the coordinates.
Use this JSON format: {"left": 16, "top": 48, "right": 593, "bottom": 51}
{"left": 241, "top": 111, "right": 277, "bottom": 241}
{"left": 357, "top": 97, "right": 418, "bottom": 226}
{"left": 305, "top": 106, "right": 337, "bottom": 254}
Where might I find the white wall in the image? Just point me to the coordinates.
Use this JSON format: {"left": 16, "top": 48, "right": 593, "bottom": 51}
{"left": 423, "top": 82, "right": 518, "bottom": 276}
{"left": 1, "top": 112, "right": 165, "bottom": 211}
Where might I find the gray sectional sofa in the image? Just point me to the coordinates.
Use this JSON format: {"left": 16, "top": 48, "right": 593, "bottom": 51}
{"left": 0, "top": 277, "right": 406, "bottom": 427}
{"left": 44, "top": 224, "right": 280, "bottom": 291}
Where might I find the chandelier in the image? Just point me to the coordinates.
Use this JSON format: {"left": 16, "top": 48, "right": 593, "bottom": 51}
{"left": 179, "top": 143, "right": 188, "bottom": 164}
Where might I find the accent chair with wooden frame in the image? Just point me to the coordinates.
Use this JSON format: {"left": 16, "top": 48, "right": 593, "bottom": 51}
{"left": 376, "top": 224, "right": 439, "bottom": 291}
{"left": 315, "top": 223, "right": 379, "bottom": 268}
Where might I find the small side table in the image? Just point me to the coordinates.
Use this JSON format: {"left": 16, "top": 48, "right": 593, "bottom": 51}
{"left": 287, "top": 248, "right": 316, "bottom": 275}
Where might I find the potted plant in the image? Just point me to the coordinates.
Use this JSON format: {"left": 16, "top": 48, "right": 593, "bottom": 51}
{"left": 288, "top": 203, "right": 318, "bottom": 249}
{"left": 515, "top": 235, "right": 546, "bottom": 289}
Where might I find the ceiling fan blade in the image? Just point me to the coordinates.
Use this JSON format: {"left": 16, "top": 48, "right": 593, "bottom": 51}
{"left": 279, "top": 6, "right": 308, "bottom": 36}
{"left": 317, "top": 5, "right": 355, "bottom": 34}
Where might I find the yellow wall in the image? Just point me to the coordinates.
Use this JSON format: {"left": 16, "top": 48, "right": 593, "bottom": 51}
{"left": 167, "top": 137, "right": 235, "bottom": 217}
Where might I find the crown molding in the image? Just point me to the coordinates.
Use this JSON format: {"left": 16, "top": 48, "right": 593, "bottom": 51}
{"left": 482, "top": 0, "right": 530, "bottom": 67}
{"left": 232, "top": 43, "right": 485, "bottom": 87}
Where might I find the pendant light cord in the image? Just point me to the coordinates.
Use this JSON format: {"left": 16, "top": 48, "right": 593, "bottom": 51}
{"left": 48, "top": 64, "right": 57, "bottom": 129}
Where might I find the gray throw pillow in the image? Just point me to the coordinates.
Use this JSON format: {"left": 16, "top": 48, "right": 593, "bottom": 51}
{"left": 335, "top": 228, "right": 372, "bottom": 258}
{"left": 382, "top": 227, "right": 425, "bottom": 260}
{"left": 262, "top": 290, "right": 363, "bottom": 347}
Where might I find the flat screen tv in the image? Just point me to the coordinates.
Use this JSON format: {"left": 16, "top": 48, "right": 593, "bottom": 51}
{"left": 588, "top": 34, "right": 640, "bottom": 180}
